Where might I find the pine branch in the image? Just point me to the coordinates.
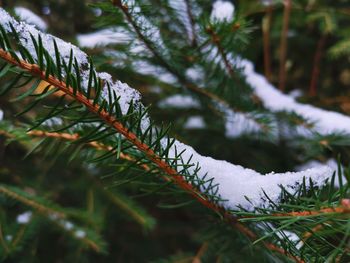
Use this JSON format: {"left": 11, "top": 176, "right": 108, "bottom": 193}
{"left": 0, "top": 47, "right": 222, "bottom": 221}
{"left": 0, "top": 40, "right": 297, "bottom": 263}
{"left": 205, "top": 25, "right": 235, "bottom": 77}
{"left": 240, "top": 201, "right": 350, "bottom": 220}
{"left": 0, "top": 184, "right": 105, "bottom": 253}
{"left": 0, "top": 8, "right": 343, "bottom": 261}
{"left": 110, "top": 0, "right": 268, "bottom": 132}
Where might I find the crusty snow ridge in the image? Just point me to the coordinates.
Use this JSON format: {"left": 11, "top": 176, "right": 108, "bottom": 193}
{"left": 0, "top": 8, "right": 334, "bottom": 211}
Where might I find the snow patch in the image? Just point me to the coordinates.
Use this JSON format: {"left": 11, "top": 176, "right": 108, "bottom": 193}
{"left": 74, "top": 230, "right": 86, "bottom": 238}
{"left": 238, "top": 58, "right": 350, "bottom": 135}
{"left": 211, "top": 1, "right": 235, "bottom": 22}
{"left": 158, "top": 94, "right": 201, "bottom": 109}
{"left": 168, "top": 141, "right": 332, "bottom": 210}
{"left": 77, "top": 28, "right": 131, "bottom": 48}
{"left": 16, "top": 211, "right": 32, "bottom": 224}
{"left": 14, "top": 7, "right": 47, "bottom": 31}
{"left": 184, "top": 116, "right": 206, "bottom": 129}
{"left": 223, "top": 107, "right": 262, "bottom": 138}
{"left": 296, "top": 159, "right": 346, "bottom": 187}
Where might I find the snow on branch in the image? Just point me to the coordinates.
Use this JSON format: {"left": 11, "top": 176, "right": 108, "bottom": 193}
{"left": 14, "top": 6, "right": 48, "bottom": 31}
{"left": 0, "top": 8, "right": 334, "bottom": 211}
{"left": 211, "top": 1, "right": 350, "bottom": 136}
{"left": 240, "top": 58, "right": 350, "bottom": 135}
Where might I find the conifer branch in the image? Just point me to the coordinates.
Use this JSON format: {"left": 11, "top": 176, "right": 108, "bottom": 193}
{"left": 0, "top": 128, "right": 155, "bottom": 229}
{"left": 0, "top": 47, "right": 221, "bottom": 218}
{"left": 0, "top": 184, "right": 104, "bottom": 252}
{"left": 0, "top": 185, "right": 65, "bottom": 218}
{"left": 111, "top": 0, "right": 268, "bottom": 132}
{"left": 205, "top": 25, "right": 235, "bottom": 77}
{"left": 270, "top": 199, "right": 350, "bottom": 218}
{"left": 0, "top": 48, "right": 297, "bottom": 262}
{"left": 0, "top": 225, "right": 9, "bottom": 254}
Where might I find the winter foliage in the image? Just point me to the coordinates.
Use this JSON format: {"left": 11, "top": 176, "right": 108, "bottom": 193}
{"left": 0, "top": 0, "right": 350, "bottom": 262}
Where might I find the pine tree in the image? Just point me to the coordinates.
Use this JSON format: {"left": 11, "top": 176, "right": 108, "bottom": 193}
{"left": 0, "top": 1, "right": 349, "bottom": 262}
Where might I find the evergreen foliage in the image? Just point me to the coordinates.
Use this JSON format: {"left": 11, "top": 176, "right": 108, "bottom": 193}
{"left": 0, "top": 1, "right": 349, "bottom": 262}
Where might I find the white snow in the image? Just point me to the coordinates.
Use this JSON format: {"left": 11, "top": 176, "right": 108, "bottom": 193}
{"left": 132, "top": 60, "right": 177, "bottom": 84}
{"left": 62, "top": 220, "right": 74, "bottom": 230}
{"left": 296, "top": 159, "right": 346, "bottom": 187}
{"left": 277, "top": 230, "right": 303, "bottom": 249}
{"left": 1, "top": 8, "right": 336, "bottom": 211}
{"left": 14, "top": 7, "right": 47, "bottom": 31}
{"left": 261, "top": 0, "right": 273, "bottom": 6}
{"left": 184, "top": 116, "right": 206, "bottom": 129}
{"left": 77, "top": 28, "right": 131, "bottom": 48}
{"left": 42, "top": 117, "right": 63, "bottom": 127}
{"left": 0, "top": 8, "right": 143, "bottom": 117}
{"left": 16, "top": 211, "right": 32, "bottom": 224}
{"left": 238, "top": 58, "right": 350, "bottom": 135}
{"left": 158, "top": 94, "right": 201, "bottom": 109}
{"left": 74, "top": 230, "right": 86, "bottom": 238}
{"left": 211, "top": 1, "right": 235, "bottom": 22}
{"left": 288, "top": 89, "right": 303, "bottom": 99}
{"left": 168, "top": 140, "right": 333, "bottom": 210}
{"left": 168, "top": 0, "right": 196, "bottom": 44}
{"left": 223, "top": 107, "right": 262, "bottom": 138}
{"left": 186, "top": 67, "right": 204, "bottom": 82}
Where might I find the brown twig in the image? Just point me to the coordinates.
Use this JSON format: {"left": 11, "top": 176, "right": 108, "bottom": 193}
{"left": 309, "top": 34, "right": 327, "bottom": 97}
{"left": 242, "top": 199, "right": 350, "bottom": 219}
{"left": 262, "top": 4, "right": 273, "bottom": 81}
{"left": 192, "top": 242, "right": 208, "bottom": 263}
{"left": 26, "top": 130, "right": 150, "bottom": 170}
{"left": 205, "top": 26, "right": 235, "bottom": 77}
{"left": 278, "top": 0, "right": 291, "bottom": 91}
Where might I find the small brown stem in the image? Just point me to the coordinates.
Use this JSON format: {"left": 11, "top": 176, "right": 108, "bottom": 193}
{"left": 309, "top": 34, "right": 327, "bottom": 97}
{"left": 206, "top": 26, "right": 235, "bottom": 77}
{"left": 192, "top": 242, "right": 208, "bottom": 263}
{"left": 242, "top": 199, "right": 350, "bottom": 219}
{"left": 262, "top": 4, "right": 273, "bottom": 81}
{"left": 278, "top": 0, "right": 291, "bottom": 91}
{"left": 0, "top": 224, "right": 9, "bottom": 254}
